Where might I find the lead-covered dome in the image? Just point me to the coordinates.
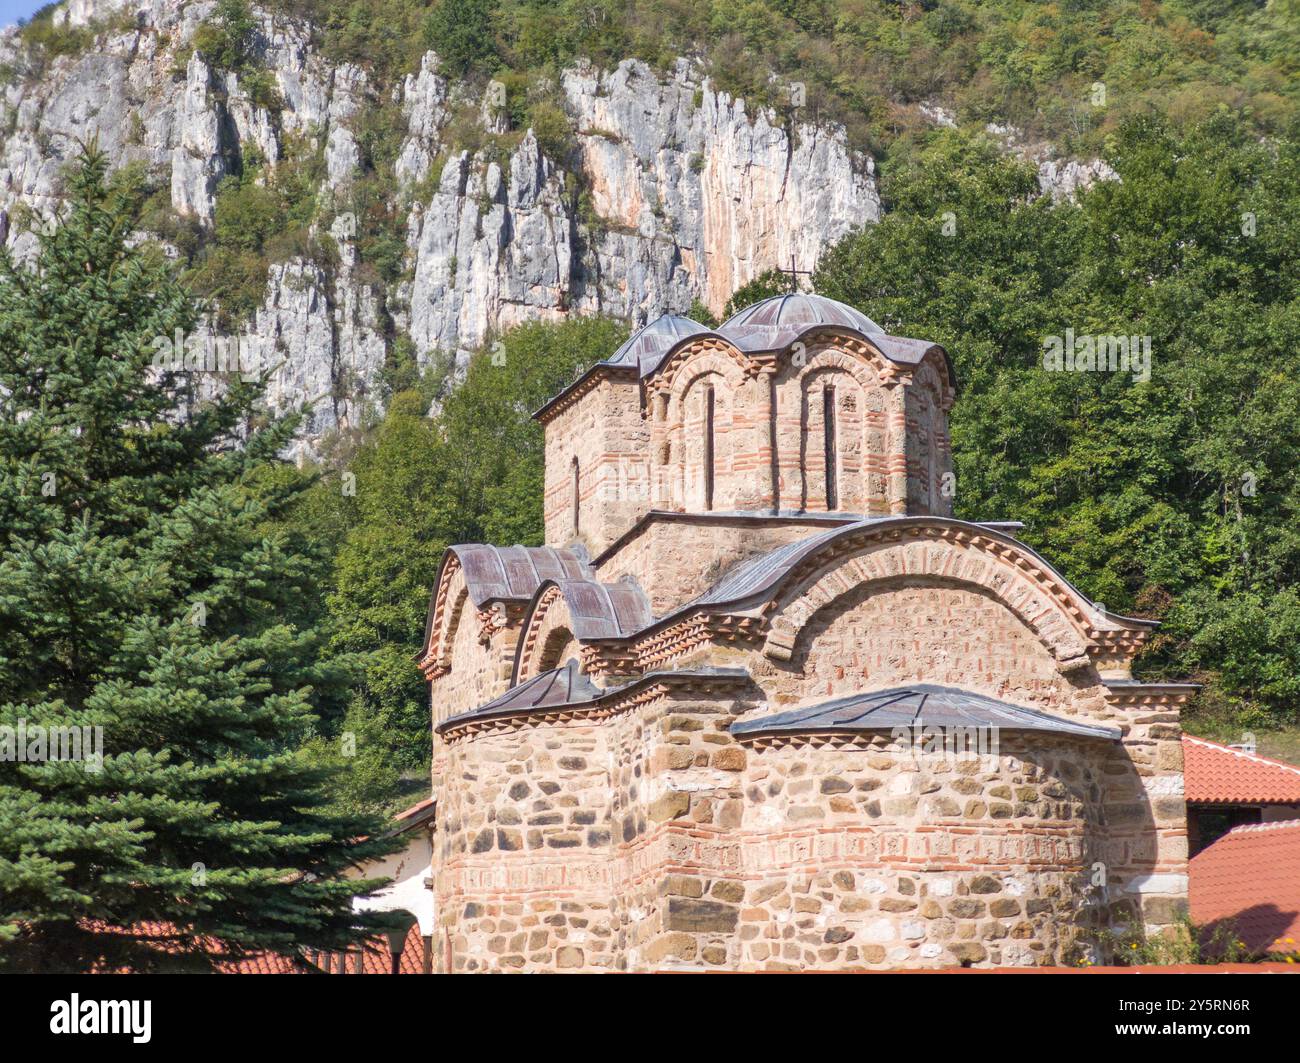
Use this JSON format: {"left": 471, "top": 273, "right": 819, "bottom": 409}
{"left": 721, "top": 293, "right": 882, "bottom": 340}
{"left": 606, "top": 314, "right": 712, "bottom": 376}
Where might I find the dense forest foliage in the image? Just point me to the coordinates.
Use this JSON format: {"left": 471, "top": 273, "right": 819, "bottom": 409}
{"left": 260, "top": 0, "right": 1299, "bottom": 153}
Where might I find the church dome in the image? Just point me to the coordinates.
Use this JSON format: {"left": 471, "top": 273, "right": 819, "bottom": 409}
{"left": 720, "top": 293, "right": 883, "bottom": 336}
{"left": 606, "top": 314, "right": 712, "bottom": 376}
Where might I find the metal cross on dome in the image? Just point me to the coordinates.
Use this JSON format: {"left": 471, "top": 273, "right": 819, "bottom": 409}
{"left": 778, "top": 252, "right": 814, "bottom": 292}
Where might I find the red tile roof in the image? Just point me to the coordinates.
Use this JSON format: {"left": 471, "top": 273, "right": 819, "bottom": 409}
{"left": 1183, "top": 735, "right": 1300, "bottom": 804}
{"left": 88, "top": 920, "right": 426, "bottom": 974}
{"left": 290, "top": 924, "right": 425, "bottom": 975}
{"left": 1189, "top": 819, "right": 1300, "bottom": 955}
{"left": 394, "top": 797, "right": 435, "bottom": 821}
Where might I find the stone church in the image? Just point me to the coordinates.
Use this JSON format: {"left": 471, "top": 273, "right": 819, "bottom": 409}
{"left": 415, "top": 294, "right": 1191, "bottom": 971}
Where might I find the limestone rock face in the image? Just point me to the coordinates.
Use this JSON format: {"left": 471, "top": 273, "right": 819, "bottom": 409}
{"left": 562, "top": 60, "right": 878, "bottom": 316}
{"left": 17, "top": 2, "right": 1147, "bottom": 460}
{"left": 980, "top": 120, "right": 1119, "bottom": 200}
{"left": 171, "top": 51, "right": 234, "bottom": 224}
{"left": 248, "top": 223, "right": 389, "bottom": 459}
{"left": 0, "top": 5, "right": 879, "bottom": 453}
{"left": 1034, "top": 156, "right": 1119, "bottom": 201}
{"left": 398, "top": 57, "right": 879, "bottom": 361}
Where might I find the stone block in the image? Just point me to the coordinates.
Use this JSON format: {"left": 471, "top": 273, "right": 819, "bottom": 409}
{"left": 665, "top": 898, "right": 739, "bottom": 934}
{"left": 649, "top": 791, "right": 690, "bottom": 822}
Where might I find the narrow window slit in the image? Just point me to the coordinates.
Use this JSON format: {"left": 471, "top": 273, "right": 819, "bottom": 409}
{"left": 704, "top": 386, "right": 716, "bottom": 511}
{"left": 823, "top": 385, "right": 837, "bottom": 510}
{"left": 571, "top": 457, "right": 580, "bottom": 533}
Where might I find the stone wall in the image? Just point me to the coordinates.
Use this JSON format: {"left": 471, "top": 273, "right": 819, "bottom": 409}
{"left": 905, "top": 357, "right": 955, "bottom": 517}
{"left": 715, "top": 730, "right": 1108, "bottom": 969}
{"left": 424, "top": 568, "right": 520, "bottom": 727}
{"left": 541, "top": 374, "right": 648, "bottom": 557}
{"left": 760, "top": 582, "right": 1074, "bottom": 709}
{"left": 428, "top": 665, "right": 1186, "bottom": 971}
{"left": 431, "top": 719, "right": 621, "bottom": 971}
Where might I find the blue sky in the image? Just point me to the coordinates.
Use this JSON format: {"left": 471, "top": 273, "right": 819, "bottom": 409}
{"left": 1, "top": 0, "right": 54, "bottom": 29}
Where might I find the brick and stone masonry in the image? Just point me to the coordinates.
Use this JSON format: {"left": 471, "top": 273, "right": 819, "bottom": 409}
{"left": 413, "top": 295, "right": 1192, "bottom": 971}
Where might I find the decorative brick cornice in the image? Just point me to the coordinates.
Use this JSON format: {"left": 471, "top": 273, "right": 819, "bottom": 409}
{"left": 1086, "top": 628, "right": 1152, "bottom": 674}
{"left": 842, "top": 334, "right": 912, "bottom": 388}
{"left": 652, "top": 336, "right": 752, "bottom": 394}
{"left": 477, "top": 601, "right": 526, "bottom": 644}
{"left": 1102, "top": 682, "right": 1199, "bottom": 710}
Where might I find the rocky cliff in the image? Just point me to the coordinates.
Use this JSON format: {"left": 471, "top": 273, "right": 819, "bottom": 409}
{"left": 0, "top": 0, "right": 1107, "bottom": 456}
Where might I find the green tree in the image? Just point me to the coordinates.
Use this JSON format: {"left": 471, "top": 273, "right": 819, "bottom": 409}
{"left": 0, "top": 151, "right": 398, "bottom": 973}
{"left": 423, "top": 0, "right": 500, "bottom": 77}
{"left": 192, "top": 0, "right": 257, "bottom": 71}
{"left": 722, "top": 267, "right": 791, "bottom": 320}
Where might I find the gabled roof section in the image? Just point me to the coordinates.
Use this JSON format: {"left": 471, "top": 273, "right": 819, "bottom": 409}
{"left": 730, "top": 684, "right": 1121, "bottom": 741}
{"left": 420, "top": 544, "right": 593, "bottom": 658}
{"left": 691, "top": 522, "right": 852, "bottom": 606}
{"left": 1184, "top": 735, "right": 1300, "bottom": 805}
{"left": 1190, "top": 819, "right": 1300, "bottom": 955}
{"left": 667, "top": 516, "right": 1152, "bottom": 631}
{"left": 462, "top": 659, "right": 602, "bottom": 719}
{"left": 509, "top": 576, "right": 654, "bottom": 683}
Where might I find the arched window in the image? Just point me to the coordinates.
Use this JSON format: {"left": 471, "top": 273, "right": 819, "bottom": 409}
{"left": 571, "top": 456, "right": 580, "bottom": 533}
{"left": 704, "top": 385, "right": 716, "bottom": 511}
{"left": 823, "top": 385, "right": 838, "bottom": 510}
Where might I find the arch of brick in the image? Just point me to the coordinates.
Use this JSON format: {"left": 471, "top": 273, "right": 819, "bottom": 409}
{"left": 419, "top": 554, "right": 469, "bottom": 679}
{"left": 514, "top": 583, "right": 582, "bottom": 684}
{"left": 759, "top": 522, "right": 1105, "bottom": 670}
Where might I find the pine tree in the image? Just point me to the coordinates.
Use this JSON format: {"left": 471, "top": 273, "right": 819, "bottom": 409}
{"left": 0, "top": 150, "right": 401, "bottom": 973}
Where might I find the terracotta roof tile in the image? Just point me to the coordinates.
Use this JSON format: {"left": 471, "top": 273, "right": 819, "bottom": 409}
{"left": 394, "top": 797, "right": 434, "bottom": 821}
{"left": 87, "top": 920, "right": 425, "bottom": 974}
{"left": 1189, "top": 820, "right": 1300, "bottom": 955}
{"left": 1183, "top": 735, "right": 1300, "bottom": 804}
